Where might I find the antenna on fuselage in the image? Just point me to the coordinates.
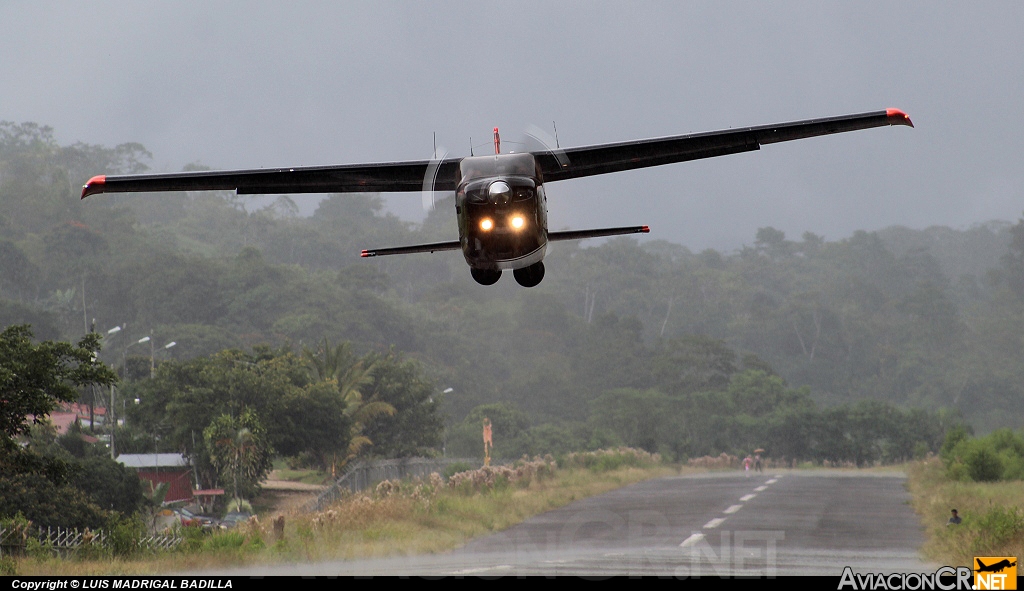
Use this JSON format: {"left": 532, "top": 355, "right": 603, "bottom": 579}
{"left": 433, "top": 132, "right": 436, "bottom": 159}
{"left": 493, "top": 127, "right": 500, "bottom": 155}
{"left": 470, "top": 137, "right": 473, "bottom": 157}
{"left": 553, "top": 121, "right": 560, "bottom": 149}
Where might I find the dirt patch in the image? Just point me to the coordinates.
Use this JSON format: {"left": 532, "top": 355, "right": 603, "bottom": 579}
{"left": 256, "top": 470, "right": 327, "bottom": 516}
{"left": 255, "top": 489, "right": 320, "bottom": 516}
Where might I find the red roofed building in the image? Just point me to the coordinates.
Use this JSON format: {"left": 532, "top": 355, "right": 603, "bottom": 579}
{"left": 116, "top": 454, "right": 194, "bottom": 503}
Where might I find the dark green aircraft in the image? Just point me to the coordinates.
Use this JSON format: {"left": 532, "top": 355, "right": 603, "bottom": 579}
{"left": 82, "top": 109, "right": 912, "bottom": 287}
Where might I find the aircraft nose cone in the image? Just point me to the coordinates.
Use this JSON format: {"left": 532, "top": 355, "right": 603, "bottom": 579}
{"left": 488, "top": 181, "right": 512, "bottom": 205}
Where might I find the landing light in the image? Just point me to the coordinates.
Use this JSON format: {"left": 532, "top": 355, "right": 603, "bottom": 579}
{"left": 511, "top": 216, "right": 525, "bottom": 229}
{"left": 480, "top": 218, "right": 494, "bottom": 231}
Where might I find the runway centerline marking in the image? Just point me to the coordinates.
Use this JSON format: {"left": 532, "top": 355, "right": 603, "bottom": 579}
{"left": 723, "top": 504, "right": 743, "bottom": 514}
{"left": 754, "top": 485, "right": 768, "bottom": 492}
{"left": 740, "top": 493, "right": 756, "bottom": 501}
{"left": 680, "top": 533, "right": 705, "bottom": 548}
{"left": 765, "top": 478, "right": 778, "bottom": 484}
{"left": 703, "top": 517, "right": 727, "bottom": 529}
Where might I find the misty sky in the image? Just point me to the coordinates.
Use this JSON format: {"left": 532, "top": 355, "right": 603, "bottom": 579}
{"left": 2, "top": 1, "right": 1021, "bottom": 251}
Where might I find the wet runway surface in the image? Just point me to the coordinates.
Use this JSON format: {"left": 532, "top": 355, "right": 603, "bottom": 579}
{"left": 212, "top": 470, "right": 938, "bottom": 576}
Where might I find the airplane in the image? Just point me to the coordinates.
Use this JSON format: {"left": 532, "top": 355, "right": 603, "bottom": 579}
{"left": 81, "top": 109, "right": 913, "bottom": 287}
{"left": 976, "top": 558, "right": 1016, "bottom": 573}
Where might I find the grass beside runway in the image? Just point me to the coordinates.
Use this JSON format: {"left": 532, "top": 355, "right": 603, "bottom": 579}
{"left": 10, "top": 452, "right": 681, "bottom": 575}
{"left": 906, "top": 458, "right": 1024, "bottom": 566}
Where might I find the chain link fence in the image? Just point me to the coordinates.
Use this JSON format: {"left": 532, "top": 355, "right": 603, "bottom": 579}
{"left": 306, "top": 457, "right": 480, "bottom": 512}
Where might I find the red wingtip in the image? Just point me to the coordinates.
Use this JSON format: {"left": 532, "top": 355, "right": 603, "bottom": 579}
{"left": 360, "top": 250, "right": 370, "bottom": 258}
{"left": 641, "top": 225, "right": 650, "bottom": 233}
{"left": 81, "top": 175, "right": 106, "bottom": 199}
{"left": 886, "top": 108, "right": 914, "bottom": 128}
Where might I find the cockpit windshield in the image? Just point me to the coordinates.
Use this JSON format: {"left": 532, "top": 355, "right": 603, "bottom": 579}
{"left": 458, "top": 153, "right": 537, "bottom": 184}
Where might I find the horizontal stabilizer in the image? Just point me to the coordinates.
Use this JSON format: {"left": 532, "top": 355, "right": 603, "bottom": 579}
{"left": 547, "top": 225, "right": 650, "bottom": 242}
{"left": 360, "top": 240, "right": 462, "bottom": 258}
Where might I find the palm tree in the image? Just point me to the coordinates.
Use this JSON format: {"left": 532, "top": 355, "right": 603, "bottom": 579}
{"left": 217, "top": 426, "right": 255, "bottom": 506}
{"left": 204, "top": 410, "right": 272, "bottom": 503}
{"left": 302, "top": 339, "right": 395, "bottom": 465}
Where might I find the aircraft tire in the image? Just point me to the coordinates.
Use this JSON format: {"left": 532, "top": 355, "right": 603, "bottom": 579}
{"left": 471, "top": 267, "right": 502, "bottom": 286}
{"left": 513, "top": 262, "right": 545, "bottom": 288}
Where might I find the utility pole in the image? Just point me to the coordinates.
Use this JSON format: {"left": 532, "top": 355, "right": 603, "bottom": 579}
{"left": 110, "top": 383, "right": 116, "bottom": 459}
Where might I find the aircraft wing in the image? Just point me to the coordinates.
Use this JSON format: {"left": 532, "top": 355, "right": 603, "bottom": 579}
{"left": 359, "top": 240, "right": 462, "bottom": 258}
{"left": 534, "top": 109, "right": 913, "bottom": 182}
{"left": 81, "top": 109, "right": 910, "bottom": 199}
{"left": 81, "top": 159, "right": 462, "bottom": 199}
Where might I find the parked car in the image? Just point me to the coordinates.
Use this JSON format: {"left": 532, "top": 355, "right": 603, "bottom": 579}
{"left": 219, "top": 511, "right": 254, "bottom": 529}
{"left": 176, "top": 507, "right": 220, "bottom": 529}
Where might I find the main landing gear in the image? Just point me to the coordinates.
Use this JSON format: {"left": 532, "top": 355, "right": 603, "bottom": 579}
{"left": 513, "top": 262, "right": 545, "bottom": 288}
{"left": 470, "top": 262, "right": 546, "bottom": 287}
{"left": 470, "top": 268, "right": 501, "bottom": 286}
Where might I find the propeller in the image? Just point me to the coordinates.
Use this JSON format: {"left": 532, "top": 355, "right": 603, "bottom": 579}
{"left": 419, "top": 123, "right": 572, "bottom": 213}
{"left": 420, "top": 143, "right": 450, "bottom": 212}
{"left": 523, "top": 122, "right": 570, "bottom": 168}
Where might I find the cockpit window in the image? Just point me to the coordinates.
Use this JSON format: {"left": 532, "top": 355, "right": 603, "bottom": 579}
{"left": 462, "top": 177, "right": 535, "bottom": 205}
{"left": 459, "top": 153, "right": 536, "bottom": 184}
{"left": 513, "top": 187, "right": 534, "bottom": 201}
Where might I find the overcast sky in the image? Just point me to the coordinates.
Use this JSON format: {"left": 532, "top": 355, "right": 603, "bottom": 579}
{"left": 2, "top": 1, "right": 1021, "bottom": 251}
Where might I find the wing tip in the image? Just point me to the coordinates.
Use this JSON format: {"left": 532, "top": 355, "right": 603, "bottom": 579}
{"left": 886, "top": 108, "right": 914, "bottom": 128}
{"left": 641, "top": 225, "right": 650, "bottom": 233}
{"left": 81, "top": 175, "right": 106, "bottom": 199}
{"left": 360, "top": 250, "right": 372, "bottom": 258}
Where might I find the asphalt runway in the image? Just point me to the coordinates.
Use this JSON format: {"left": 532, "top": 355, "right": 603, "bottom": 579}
{"left": 213, "top": 470, "right": 939, "bottom": 576}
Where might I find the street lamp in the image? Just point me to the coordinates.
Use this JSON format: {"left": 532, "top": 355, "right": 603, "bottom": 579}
{"left": 104, "top": 325, "right": 123, "bottom": 459}
{"left": 439, "top": 387, "right": 453, "bottom": 457}
{"left": 124, "top": 336, "right": 151, "bottom": 382}
{"left": 152, "top": 341, "right": 176, "bottom": 378}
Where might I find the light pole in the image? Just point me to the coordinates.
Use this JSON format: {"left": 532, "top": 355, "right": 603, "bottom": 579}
{"left": 440, "top": 387, "right": 453, "bottom": 457}
{"left": 125, "top": 336, "right": 150, "bottom": 382}
{"left": 104, "top": 325, "right": 122, "bottom": 459}
{"left": 152, "top": 341, "right": 176, "bottom": 378}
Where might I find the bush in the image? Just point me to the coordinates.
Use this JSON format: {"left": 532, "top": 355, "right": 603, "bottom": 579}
{"left": 562, "top": 447, "right": 662, "bottom": 472}
{"left": 177, "top": 522, "right": 211, "bottom": 552}
{"left": 945, "top": 461, "right": 970, "bottom": 482}
{"left": 972, "top": 506, "right": 1024, "bottom": 554}
{"left": 443, "top": 462, "right": 473, "bottom": 480}
{"left": 0, "top": 513, "right": 31, "bottom": 557}
{"left": 940, "top": 425, "right": 971, "bottom": 462}
{"left": 225, "top": 499, "right": 253, "bottom": 514}
{"left": 107, "top": 514, "right": 147, "bottom": 558}
{"left": 1001, "top": 450, "right": 1024, "bottom": 480}
{"left": 964, "top": 444, "right": 1003, "bottom": 482}
{"left": 945, "top": 429, "right": 1024, "bottom": 482}
{"left": 203, "top": 531, "right": 246, "bottom": 552}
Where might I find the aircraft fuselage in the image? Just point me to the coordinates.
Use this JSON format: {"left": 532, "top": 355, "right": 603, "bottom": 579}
{"left": 455, "top": 153, "right": 548, "bottom": 272}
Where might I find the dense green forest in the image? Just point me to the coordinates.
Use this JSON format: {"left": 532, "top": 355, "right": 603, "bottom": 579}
{"left": 3, "top": 120, "right": 1023, "bottom": 482}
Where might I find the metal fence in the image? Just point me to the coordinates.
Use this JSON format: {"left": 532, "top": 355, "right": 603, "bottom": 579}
{"left": 306, "top": 457, "right": 479, "bottom": 512}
